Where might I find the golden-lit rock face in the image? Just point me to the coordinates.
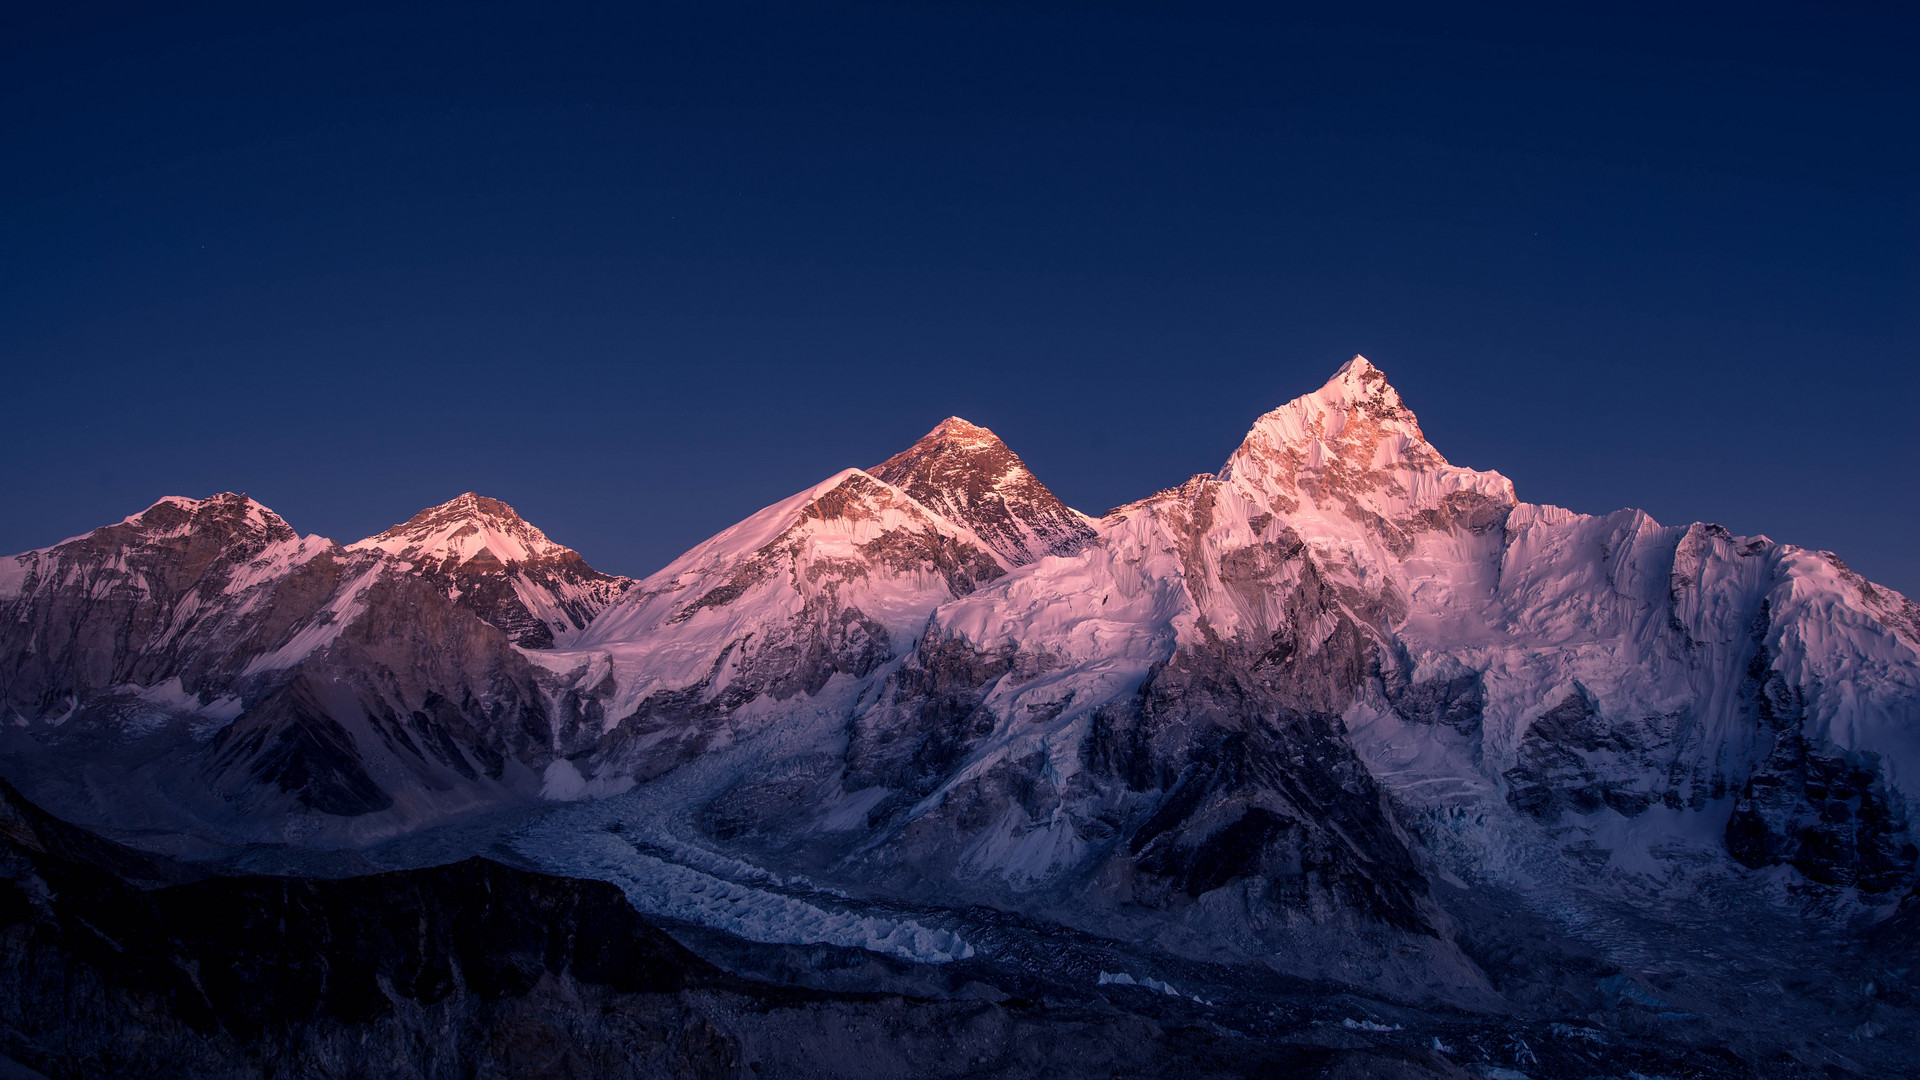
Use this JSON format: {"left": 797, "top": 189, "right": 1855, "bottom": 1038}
{"left": 870, "top": 416, "right": 1096, "bottom": 566}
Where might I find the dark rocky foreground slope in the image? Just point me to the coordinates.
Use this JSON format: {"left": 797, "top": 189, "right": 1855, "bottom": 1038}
{"left": 0, "top": 780, "right": 1500, "bottom": 1080}
{"left": 7, "top": 779, "right": 1876, "bottom": 1080}
{"left": 4, "top": 779, "right": 1904, "bottom": 1079}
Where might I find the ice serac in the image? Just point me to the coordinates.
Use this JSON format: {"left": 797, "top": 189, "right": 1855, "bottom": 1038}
{"left": 869, "top": 417, "right": 1098, "bottom": 566}
{"left": 349, "top": 492, "right": 632, "bottom": 649}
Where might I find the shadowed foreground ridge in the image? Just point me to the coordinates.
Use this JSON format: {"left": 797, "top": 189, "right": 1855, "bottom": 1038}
{"left": 0, "top": 781, "right": 1497, "bottom": 1080}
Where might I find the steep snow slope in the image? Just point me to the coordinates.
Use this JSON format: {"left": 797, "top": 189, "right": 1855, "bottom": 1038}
{"left": 1365, "top": 500, "right": 1920, "bottom": 891}
{"left": 547, "top": 468, "right": 1013, "bottom": 785}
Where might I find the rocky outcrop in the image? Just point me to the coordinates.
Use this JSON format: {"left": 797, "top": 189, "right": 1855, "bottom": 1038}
{"left": 1502, "top": 690, "right": 1687, "bottom": 821}
{"left": 1724, "top": 626, "right": 1917, "bottom": 890}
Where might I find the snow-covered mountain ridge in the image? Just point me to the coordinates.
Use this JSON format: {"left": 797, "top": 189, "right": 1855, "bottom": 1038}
{"left": 2, "top": 357, "right": 1917, "bottom": 1073}
{"left": 0, "top": 490, "right": 628, "bottom": 841}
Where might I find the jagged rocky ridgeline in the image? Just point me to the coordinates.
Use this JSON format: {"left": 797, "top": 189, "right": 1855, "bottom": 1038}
{"left": 1, "top": 358, "right": 1917, "bottom": 1071}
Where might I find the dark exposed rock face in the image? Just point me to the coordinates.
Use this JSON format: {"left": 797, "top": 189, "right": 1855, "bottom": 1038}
{"left": 1487, "top": 581, "right": 1917, "bottom": 893}
{"left": 1501, "top": 691, "right": 1689, "bottom": 822}
{"left": 1094, "top": 508, "right": 1433, "bottom": 935}
{"left": 846, "top": 626, "right": 1021, "bottom": 800}
{"left": 0, "top": 493, "right": 599, "bottom": 840}
{"left": 1382, "top": 663, "right": 1484, "bottom": 736}
{"left": 203, "top": 570, "right": 562, "bottom": 822}
{"left": 1725, "top": 630, "right": 1917, "bottom": 891}
{"left": 870, "top": 417, "right": 1096, "bottom": 566}
{"left": 0, "top": 493, "right": 357, "bottom": 722}
{"left": 1091, "top": 647, "right": 1433, "bottom": 934}
{"left": 209, "top": 674, "right": 398, "bottom": 816}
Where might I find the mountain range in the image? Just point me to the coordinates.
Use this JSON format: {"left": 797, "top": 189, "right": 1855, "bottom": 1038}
{"left": 2, "top": 356, "right": 1915, "bottom": 1078}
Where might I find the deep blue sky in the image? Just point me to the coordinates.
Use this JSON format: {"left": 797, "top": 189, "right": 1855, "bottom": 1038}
{"left": 4, "top": 2, "right": 1916, "bottom": 594}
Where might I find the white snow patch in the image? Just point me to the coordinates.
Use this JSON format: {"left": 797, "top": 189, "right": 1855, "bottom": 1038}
{"left": 540, "top": 759, "right": 590, "bottom": 801}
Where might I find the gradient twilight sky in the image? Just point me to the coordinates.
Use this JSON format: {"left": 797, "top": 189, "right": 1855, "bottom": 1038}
{"left": 4, "top": 3, "right": 1916, "bottom": 594}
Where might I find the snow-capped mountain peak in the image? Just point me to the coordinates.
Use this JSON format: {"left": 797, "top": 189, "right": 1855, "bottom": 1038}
{"left": 869, "top": 416, "right": 1096, "bottom": 566}
{"left": 349, "top": 492, "right": 568, "bottom": 571}
{"left": 926, "top": 415, "right": 998, "bottom": 445}
{"left": 1, "top": 492, "right": 317, "bottom": 602}
{"left": 117, "top": 492, "right": 299, "bottom": 546}
{"left": 1218, "top": 355, "right": 1514, "bottom": 551}
{"left": 6, "top": 354, "right": 1920, "bottom": 1076}
{"left": 348, "top": 493, "right": 629, "bottom": 649}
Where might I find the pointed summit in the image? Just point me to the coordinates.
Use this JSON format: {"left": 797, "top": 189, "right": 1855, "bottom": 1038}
{"left": 1272, "top": 354, "right": 1422, "bottom": 439}
{"left": 870, "top": 417, "right": 1096, "bottom": 566}
{"left": 922, "top": 416, "right": 999, "bottom": 446}
{"left": 1218, "top": 356, "right": 1513, "bottom": 551}
{"left": 351, "top": 494, "right": 629, "bottom": 648}
{"left": 351, "top": 492, "right": 569, "bottom": 571}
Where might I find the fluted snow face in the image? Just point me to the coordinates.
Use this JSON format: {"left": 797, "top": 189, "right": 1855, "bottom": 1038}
{"left": 853, "top": 356, "right": 1920, "bottom": 902}
{"left": 899, "top": 355, "right": 1510, "bottom": 742}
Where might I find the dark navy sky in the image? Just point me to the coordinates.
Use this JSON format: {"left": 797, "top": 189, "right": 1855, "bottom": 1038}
{"left": 5, "top": 2, "right": 1916, "bottom": 594}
